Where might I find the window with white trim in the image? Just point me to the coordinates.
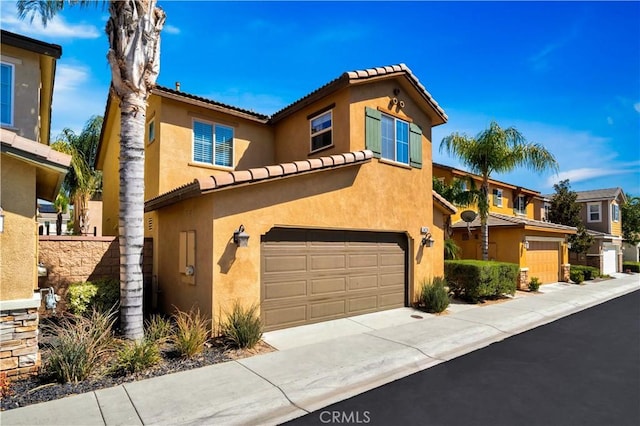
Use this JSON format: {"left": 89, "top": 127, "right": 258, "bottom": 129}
{"left": 381, "top": 113, "right": 409, "bottom": 165}
{"left": 310, "top": 110, "right": 332, "bottom": 152}
{"left": 193, "top": 120, "right": 234, "bottom": 167}
{"left": 612, "top": 203, "right": 620, "bottom": 222}
{"left": 492, "top": 188, "right": 503, "bottom": 207}
{"left": 588, "top": 202, "right": 601, "bottom": 222}
{"left": 514, "top": 195, "right": 527, "bottom": 215}
{"left": 1, "top": 62, "right": 14, "bottom": 126}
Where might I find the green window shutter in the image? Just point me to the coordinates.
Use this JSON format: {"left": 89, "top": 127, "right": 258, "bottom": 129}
{"left": 365, "top": 107, "right": 381, "bottom": 158}
{"left": 409, "top": 123, "right": 422, "bottom": 169}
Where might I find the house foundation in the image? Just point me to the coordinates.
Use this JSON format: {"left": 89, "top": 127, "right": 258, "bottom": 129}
{"left": 0, "top": 295, "right": 41, "bottom": 378}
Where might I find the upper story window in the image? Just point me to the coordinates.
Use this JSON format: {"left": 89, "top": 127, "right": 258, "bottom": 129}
{"left": 193, "top": 120, "right": 233, "bottom": 168}
{"left": 310, "top": 110, "right": 332, "bottom": 152}
{"left": 588, "top": 202, "right": 601, "bottom": 223}
{"left": 364, "top": 107, "right": 423, "bottom": 168}
{"left": 612, "top": 203, "right": 620, "bottom": 222}
{"left": 514, "top": 195, "right": 526, "bottom": 215}
{"left": 492, "top": 188, "right": 503, "bottom": 207}
{"left": 1, "top": 62, "right": 14, "bottom": 126}
{"left": 147, "top": 119, "right": 155, "bottom": 144}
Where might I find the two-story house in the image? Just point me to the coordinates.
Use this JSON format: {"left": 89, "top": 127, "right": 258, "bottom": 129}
{"left": 572, "top": 188, "right": 625, "bottom": 275}
{"left": 433, "top": 163, "right": 577, "bottom": 286}
{"left": 96, "top": 64, "right": 458, "bottom": 331}
{"left": 0, "top": 30, "right": 70, "bottom": 377}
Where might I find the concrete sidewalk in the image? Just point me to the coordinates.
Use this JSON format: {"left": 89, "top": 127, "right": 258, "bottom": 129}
{"left": 2, "top": 274, "right": 638, "bottom": 426}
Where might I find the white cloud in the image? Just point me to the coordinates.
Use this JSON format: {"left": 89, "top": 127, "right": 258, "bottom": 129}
{"left": 634, "top": 102, "right": 640, "bottom": 113}
{"left": 163, "top": 24, "right": 180, "bottom": 35}
{"left": 0, "top": 3, "right": 100, "bottom": 39}
{"left": 547, "top": 165, "right": 639, "bottom": 186}
{"left": 55, "top": 64, "right": 90, "bottom": 92}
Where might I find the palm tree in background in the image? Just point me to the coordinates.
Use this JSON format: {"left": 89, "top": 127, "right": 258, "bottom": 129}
{"left": 18, "top": 0, "right": 166, "bottom": 340}
{"left": 53, "top": 192, "right": 69, "bottom": 235}
{"left": 51, "top": 116, "right": 103, "bottom": 235}
{"left": 440, "top": 121, "right": 558, "bottom": 260}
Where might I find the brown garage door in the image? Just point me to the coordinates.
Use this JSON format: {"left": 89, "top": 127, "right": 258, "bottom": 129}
{"left": 527, "top": 241, "right": 560, "bottom": 284}
{"left": 261, "top": 228, "right": 407, "bottom": 331}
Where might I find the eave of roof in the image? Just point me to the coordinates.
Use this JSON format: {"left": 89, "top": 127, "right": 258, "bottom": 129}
{"left": 452, "top": 212, "right": 577, "bottom": 234}
{"left": 145, "top": 150, "right": 373, "bottom": 212}
{"left": 270, "top": 64, "right": 448, "bottom": 125}
{"left": 433, "top": 190, "right": 457, "bottom": 214}
{"left": 1, "top": 30, "right": 62, "bottom": 58}
{"left": 433, "top": 162, "right": 540, "bottom": 196}
{"left": 1, "top": 129, "right": 70, "bottom": 170}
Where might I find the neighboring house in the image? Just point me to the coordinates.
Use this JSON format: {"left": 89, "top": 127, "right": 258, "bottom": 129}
{"left": 433, "top": 163, "right": 577, "bottom": 286}
{"left": 96, "top": 64, "right": 458, "bottom": 331}
{"left": 571, "top": 188, "right": 626, "bottom": 275}
{"left": 37, "top": 202, "right": 72, "bottom": 235}
{"left": 0, "top": 30, "right": 70, "bottom": 377}
{"left": 622, "top": 242, "right": 639, "bottom": 263}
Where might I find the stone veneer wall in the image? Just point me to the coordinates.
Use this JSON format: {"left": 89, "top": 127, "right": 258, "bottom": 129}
{"left": 0, "top": 304, "right": 40, "bottom": 378}
{"left": 518, "top": 267, "right": 529, "bottom": 290}
{"left": 38, "top": 236, "right": 153, "bottom": 313}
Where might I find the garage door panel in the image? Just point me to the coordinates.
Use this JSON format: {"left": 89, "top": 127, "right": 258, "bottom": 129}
{"left": 264, "top": 280, "right": 307, "bottom": 300}
{"left": 528, "top": 241, "right": 560, "bottom": 284}
{"left": 310, "top": 300, "right": 346, "bottom": 320}
{"left": 264, "top": 255, "right": 307, "bottom": 273}
{"left": 311, "top": 277, "right": 347, "bottom": 295}
{"left": 261, "top": 228, "right": 407, "bottom": 331}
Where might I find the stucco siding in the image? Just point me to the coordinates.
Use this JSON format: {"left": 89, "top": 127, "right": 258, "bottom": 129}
{"left": 1, "top": 155, "right": 37, "bottom": 299}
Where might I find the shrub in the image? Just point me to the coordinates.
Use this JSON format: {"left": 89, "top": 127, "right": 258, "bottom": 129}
{"left": 173, "top": 307, "right": 210, "bottom": 358}
{"left": 43, "top": 309, "right": 116, "bottom": 383}
{"left": 416, "top": 277, "right": 450, "bottom": 313}
{"left": 528, "top": 277, "right": 541, "bottom": 292}
{"left": 67, "top": 279, "right": 119, "bottom": 316}
{"left": 113, "top": 339, "right": 161, "bottom": 375}
{"left": 445, "top": 260, "right": 518, "bottom": 303}
{"left": 570, "top": 265, "right": 599, "bottom": 280}
{"left": 570, "top": 269, "right": 584, "bottom": 284}
{"left": 145, "top": 315, "right": 174, "bottom": 344}
{"left": 623, "top": 261, "right": 640, "bottom": 273}
{"left": 222, "top": 302, "right": 263, "bottom": 349}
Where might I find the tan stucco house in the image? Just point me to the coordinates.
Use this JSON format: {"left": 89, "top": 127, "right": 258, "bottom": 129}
{"left": 97, "top": 64, "right": 458, "bottom": 331}
{"left": 1, "top": 30, "right": 70, "bottom": 377}
{"left": 433, "top": 163, "right": 577, "bottom": 286}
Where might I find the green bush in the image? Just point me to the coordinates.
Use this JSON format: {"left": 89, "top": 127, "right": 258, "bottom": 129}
{"left": 528, "top": 277, "right": 541, "bottom": 292}
{"left": 445, "top": 260, "right": 518, "bottom": 303}
{"left": 570, "top": 270, "right": 584, "bottom": 284}
{"left": 173, "top": 307, "right": 210, "bottom": 358}
{"left": 416, "top": 277, "right": 450, "bottom": 313}
{"left": 43, "top": 309, "right": 116, "bottom": 383}
{"left": 113, "top": 339, "right": 161, "bottom": 375}
{"left": 145, "top": 315, "right": 174, "bottom": 344}
{"left": 222, "top": 302, "right": 263, "bottom": 349}
{"left": 623, "top": 261, "right": 640, "bottom": 273}
{"left": 67, "top": 278, "right": 119, "bottom": 316}
{"left": 570, "top": 265, "right": 599, "bottom": 280}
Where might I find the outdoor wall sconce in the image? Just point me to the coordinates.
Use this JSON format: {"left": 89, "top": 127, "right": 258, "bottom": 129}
{"left": 233, "top": 224, "right": 250, "bottom": 247}
{"left": 421, "top": 233, "right": 435, "bottom": 248}
{"left": 523, "top": 240, "right": 530, "bottom": 250}
{"left": 0, "top": 207, "right": 4, "bottom": 233}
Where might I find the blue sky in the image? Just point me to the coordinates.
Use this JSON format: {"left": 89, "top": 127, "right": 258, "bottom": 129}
{"left": 1, "top": 0, "right": 639, "bottom": 196}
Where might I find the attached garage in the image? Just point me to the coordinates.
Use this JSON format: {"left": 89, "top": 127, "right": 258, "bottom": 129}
{"left": 261, "top": 228, "right": 407, "bottom": 331}
{"left": 527, "top": 240, "right": 561, "bottom": 284}
{"left": 602, "top": 248, "right": 617, "bottom": 275}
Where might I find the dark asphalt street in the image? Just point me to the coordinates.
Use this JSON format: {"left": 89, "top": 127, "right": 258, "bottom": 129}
{"left": 286, "top": 290, "right": 640, "bottom": 426}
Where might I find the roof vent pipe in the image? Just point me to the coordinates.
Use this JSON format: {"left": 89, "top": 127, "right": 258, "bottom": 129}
{"left": 175, "top": 81, "right": 181, "bottom": 91}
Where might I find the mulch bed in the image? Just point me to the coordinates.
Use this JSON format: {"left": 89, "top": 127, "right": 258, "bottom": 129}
{"left": 1, "top": 337, "right": 275, "bottom": 411}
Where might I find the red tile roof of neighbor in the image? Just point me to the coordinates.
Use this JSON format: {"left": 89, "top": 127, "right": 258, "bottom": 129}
{"left": 452, "top": 212, "right": 577, "bottom": 233}
{"left": 145, "top": 150, "right": 374, "bottom": 212}
{"left": 0, "top": 129, "right": 71, "bottom": 168}
{"left": 433, "top": 191, "right": 457, "bottom": 214}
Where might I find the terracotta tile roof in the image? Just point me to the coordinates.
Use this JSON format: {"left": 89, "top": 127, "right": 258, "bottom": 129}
{"left": 145, "top": 150, "right": 373, "bottom": 212}
{"left": 271, "top": 63, "right": 447, "bottom": 125}
{"left": 433, "top": 191, "right": 457, "bottom": 214}
{"left": 1, "top": 129, "right": 71, "bottom": 168}
{"left": 432, "top": 162, "right": 541, "bottom": 195}
{"left": 452, "top": 212, "right": 577, "bottom": 233}
{"left": 153, "top": 85, "right": 269, "bottom": 122}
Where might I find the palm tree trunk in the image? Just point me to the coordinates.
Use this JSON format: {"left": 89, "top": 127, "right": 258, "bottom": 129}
{"left": 118, "top": 93, "right": 146, "bottom": 340}
{"left": 56, "top": 212, "right": 62, "bottom": 235}
{"left": 480, "top": 181, "right": 489, "bottom": 261}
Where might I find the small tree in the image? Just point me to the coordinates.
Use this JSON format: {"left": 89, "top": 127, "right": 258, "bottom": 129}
{"left": 548, "top": 179, "right": 593, "bottom": 254}
{"left": 621, "top": 194, "right": 640, "bottom": 245}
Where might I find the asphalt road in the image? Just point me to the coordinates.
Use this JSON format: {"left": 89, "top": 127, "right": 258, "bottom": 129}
{"left": 286, "top": 290, "right": 640, "bottom": 426}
